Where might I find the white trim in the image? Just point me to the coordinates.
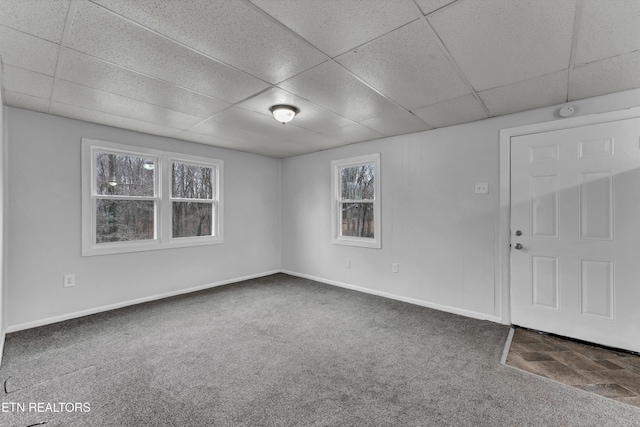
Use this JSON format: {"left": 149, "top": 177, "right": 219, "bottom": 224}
{"left": 5, "top": 270, "right": 505, "bottom": 335}
{"left": 331, "top": 153, "right": 381, "bottom": 249}
{"left": 500, "top": 327, "right": 515, "bottom": 364}
{"left": 498, "top": 106, "right": 640, "bottom": 326}
{"left": 5, "top": 270, "right": 280, "bottom": 333}
{"left": 168, "top": 155, "right": 224, "bottom": 246}
{"left": 282, "top": 270, "right": 502, "bottom": 323}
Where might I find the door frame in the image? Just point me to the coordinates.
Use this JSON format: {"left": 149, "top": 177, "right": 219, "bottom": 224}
{"left": 497, "top": 106, "right": 640, "bottom": 326}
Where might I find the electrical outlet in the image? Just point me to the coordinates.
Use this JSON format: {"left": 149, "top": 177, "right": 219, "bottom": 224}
{"left": 392, "top": 263, "right": 399, "bottom": 273}
{"left": 63, "top": 274, "right": 75, "bottom": 288}
{"left": 474, "top": 182, "right": 489, "bottom": 194}
{"left": 345, "top": 259, "right": 351, "bottom": 268}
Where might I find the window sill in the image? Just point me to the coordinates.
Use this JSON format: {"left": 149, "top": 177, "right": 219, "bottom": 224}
{"left": 82, "top": 237, "right": 224, "bottom": 257}
{"left": 331, "top": 236, "right": 381, "bottom": 249}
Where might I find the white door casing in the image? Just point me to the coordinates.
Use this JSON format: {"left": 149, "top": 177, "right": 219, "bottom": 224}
{"left": 510, "top": 117, "right": 640, "bottom": 352}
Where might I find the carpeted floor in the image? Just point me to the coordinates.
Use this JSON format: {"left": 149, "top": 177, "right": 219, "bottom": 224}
{"left": 1, "top": 273, "right": 639, "bottom": 426}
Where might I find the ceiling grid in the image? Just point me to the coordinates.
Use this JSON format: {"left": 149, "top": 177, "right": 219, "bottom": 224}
{"left": 0, "top": 0, "right": 637, "bottom": 157}
{"left": 566, "top": 0, "right": 585, "bottom": 103}
{"left": 49, "top": 0, "right": 80, "bottom": 114}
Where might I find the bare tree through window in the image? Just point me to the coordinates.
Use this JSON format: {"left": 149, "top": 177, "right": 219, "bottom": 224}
{"left": 95, "top": 152, "right": 155, "bottom": 243}
{"left": 340, "top": 164, "right": 375, "bottom": 238}
{"left": 172, "top": 162, "right": 214, "bottom": 238}
{"left": 83, "top": 138, "right": 224, "bottom": 255}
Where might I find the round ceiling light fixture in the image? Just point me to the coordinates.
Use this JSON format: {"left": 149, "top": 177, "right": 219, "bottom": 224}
{"left": 270, "top": 104, "right": 299, "bottom": 124}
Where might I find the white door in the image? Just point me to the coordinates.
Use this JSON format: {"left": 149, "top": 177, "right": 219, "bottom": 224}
{"left": 510, "top": 117, "right": 640, "bottom": 353}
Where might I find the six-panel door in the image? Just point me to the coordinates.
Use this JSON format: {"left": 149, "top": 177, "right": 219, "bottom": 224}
{"left": 510, "top": 118, "right": 640, "bottom": 353}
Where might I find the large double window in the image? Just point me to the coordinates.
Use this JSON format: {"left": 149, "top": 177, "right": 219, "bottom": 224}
{"left": 331, "top": 153, "right": 381, "bottom": 248}
{"left": 82, "top": 138, "right": 223, "bottom": 256}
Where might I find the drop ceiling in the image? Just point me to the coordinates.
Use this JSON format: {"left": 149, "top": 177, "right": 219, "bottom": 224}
{"left": 0, "top": 0, "right": 638, "bottom": 158}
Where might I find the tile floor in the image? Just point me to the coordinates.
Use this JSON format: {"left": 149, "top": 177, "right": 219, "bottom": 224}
{"left": 505, "top": 327, "right": 640, "bottom": 408}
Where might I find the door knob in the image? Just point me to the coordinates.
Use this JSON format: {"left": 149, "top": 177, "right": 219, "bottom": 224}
{"left": 514, "top": 243, "right": 523, "bottom": 250}
{"left": 514, "top": 230, "right": 522, "bottom": 236}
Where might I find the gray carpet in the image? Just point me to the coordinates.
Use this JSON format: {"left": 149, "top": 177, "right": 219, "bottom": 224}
{"left": 1, "top": 273, "right": 638, "bottom": 426}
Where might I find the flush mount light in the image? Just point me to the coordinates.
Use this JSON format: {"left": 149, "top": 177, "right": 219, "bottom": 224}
{"left": 270, "top": 104, "right": 299, "bottom": 124}
{"left": 143, "top": 159, "right": 155, "bottom": 170}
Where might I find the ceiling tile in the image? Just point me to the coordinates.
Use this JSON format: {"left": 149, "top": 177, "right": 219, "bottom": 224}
{"left": 279, "top": 61, "right": 397, "bottom": 122}
{"left": 570, "top": 51, "right": 640, "bottom": 101}
{"left": 189, "top": 118, "right": 276, "bottom": 145}
{"left": 0, "top": 25, "right": 59, "bottom": 76}
{"left": 429, "top": 0, "right": 575, "bottom": 91}
{"left": 323, "top": 123, "right": 386, "bottom": 144}
{"left": 50, "top": 101, "right": 180, "bottom": 139}
{"left": 575, "top": 0, "right": 640, "bottom": 65}
{"left": 412, "top": 94, "right": 488, "bottom": 128}
{"left": 479, "top": 71, "right": 568, "bottom": 116}
{"left": 65, "top": 1, "right": 269, "bottom": 102}
{"left": 3, "top": 65, "right": 54, "bottom": 99}
{"left": 337, "top": 19, "right": 470, "bottom": 110}
{"left": 93, "top": 0, "right": 326, "bottom": 84}
{"left": 175, "top": 131, "right": 260, "bottom": 153}
{"left": 4, "top": 91, "right": 50, "bottom": 113}
{"left": 249, "top": 145, "right": 315, "bottom": 158}
{"left": 52, "top": 80, "right": 205, "bottom": 130}
{"left": 295, "top": 132, "right": 347, "bottom": 150}
{"left": 0, "top": 0, "right": 70, "bottom": 43}
{"left": 210, "top": 106, "right": 318, "bottom": 142}
{"left": 250, "top": 0, "right": 418, "bottom": 58}
{"left": 278, "top": 138, "right": 338, "bottom": 155}
{"left": 249, "top": 147, "right": 310, "bottom": 158}
{"left": 360, "top": 105, "right": 432, "bottom": 136}
{"left": 190, "top": 108, "right": 347, "bottom": 154}
{"left": 2, "top": 0, "right": 637, "bottom": 159}
{"left": 58, "top": 49, "right": 230, "bottom": 118}
{"left": 182, "top": 128, "right": 313, "bottom": 158}
{"left": 415, "top": 0, "right": 457, "bottom": 15}
{"left": 237, "top": 87, "right": 352, "bottom": 132}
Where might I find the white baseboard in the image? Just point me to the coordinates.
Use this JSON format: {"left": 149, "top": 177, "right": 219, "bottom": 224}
{"left": 6, "top": 270, "right": 281, "bottom": 333}
{"left": 282, "top": 270, "right": 502, "bottom": 324}
{"left": 6, "top": 269, "right": 501, "bottom": 334}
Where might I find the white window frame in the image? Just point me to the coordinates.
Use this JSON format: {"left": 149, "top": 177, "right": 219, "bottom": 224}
{"left": 167, "top": 156, "right": 221, "bottom": 244}
{"left": 82, "top": 138, "right": 223, "bottom": 256}
{"left": 331, "top": 153, "right": 381, "bottom": 249}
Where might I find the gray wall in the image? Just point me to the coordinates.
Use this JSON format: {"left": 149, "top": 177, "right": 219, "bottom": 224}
{"left": 6, "top": 108, "right": 281, "bottom": 329}
{"left": 5, "top": 88, "right": 640, "bottom": 331}
{"left": 281, "top": 89, "right": 640, "bottom": 322}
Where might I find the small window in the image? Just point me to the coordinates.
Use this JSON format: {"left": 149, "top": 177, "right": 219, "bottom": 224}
{"left": 171, "top": 160, "right": 216, "bottom": 239}
{"left": 94, "top": 151, "right": 157, "bottom": 244}
{"left": 82, "top": 138, "right": 223, "bottom": 256}
{"left": 331, "top": 153, "right": 381, "bottom": 248}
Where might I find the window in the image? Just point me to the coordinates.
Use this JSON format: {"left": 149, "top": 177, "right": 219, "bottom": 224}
{"left": 331, "top": 153, "right": 381, "bottom": 248}
{"left": 82, "top": 138, "right": 223, "bottom": 256}
{"left": 171, "top": 161, "right": 215, "bottom": 238}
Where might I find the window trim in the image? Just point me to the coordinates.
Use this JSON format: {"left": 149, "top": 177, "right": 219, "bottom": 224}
{"left": 331, "top": 153, "right": 381, "bottom": 249}
{"left": 81, "top": 138, "right": 223, "bottom": 256}
{"left": 167, "top": 156, "right": 221, "bottom": 244}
